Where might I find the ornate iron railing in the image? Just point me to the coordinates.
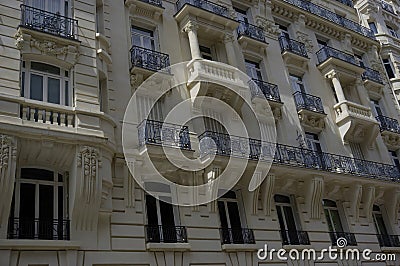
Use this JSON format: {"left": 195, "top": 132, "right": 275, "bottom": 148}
{"left": 138, "top": 119, "right": 191, "bottom": 150}
{"left": 316, "top": 46, "right": 358, "bottom": 66}
{"left": 176, "top": 0, "right": 229, "bottom": 18}
{"left": 293, "top": 91, "right": 325, "bottom": 114}
{"left": 237, "top": 21, "right": 265, "bottom": 43}
{"left": 381, "top": 1, "right": 395, "bottom": 14}
{"left": 376, "top": 115, "right": 400, "bottom": 134}
{"left": 249, "top": 79, "right": 281, "bottom": 102}
{"left": 377, "top": 234, "right": 400, "bottom": 247}
{"left": 7, "top": 217, "right": 70, "bottom": 240}
{"left": 362, "top": 67, "right": 384, "bottom": 84}
{"left": 20, "top": 5, "right": 78, "bottom": 40}
{"left": 280, "top": 0, "right": 375, "bottom": 39}
{"left": 198, "top": 131, "right": 400, "bottom": 181}
{"left": 329, "top": 231, "right": 357, "bottom": 246}
{"left": 220, "top": 228, "right": 255, "bottom": 244}
{"left": 145, "top": 225, "right": 188, "bottom": 243}
{"left": 334, "top": 0, "right": 353, "bottom": 7}
{"left": 137, "top": 0, "right": 163, "bottom": 8}
{"left": 279, "top": 36, "right": 308, "bottom": 58}
{"left": 280, "top": 230, "right": 310, "bottom": 245}
{"left": 130, "top": 46, "right": 170, "bottom": 72}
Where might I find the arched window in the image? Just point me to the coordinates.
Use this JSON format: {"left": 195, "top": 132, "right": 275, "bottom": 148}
{"left": 8, "top": 168, "right": 69, "bottom": 240}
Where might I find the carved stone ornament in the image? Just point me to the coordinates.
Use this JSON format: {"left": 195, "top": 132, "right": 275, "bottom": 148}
{"left": 256, "top": 17, "right": 280, "bottom": 38}
{"left": 297, "top": 32, "right": 314, "bottom": 53}
{"left": 77, "top": 146, "right": 102, "bottom": 204}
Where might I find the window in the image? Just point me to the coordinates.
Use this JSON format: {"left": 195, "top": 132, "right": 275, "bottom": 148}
{"left": 8, "top": 168, "right": 68, "bottom": 240}
{"left": 245, "top": 60, "right": 263, "bottom": 81}
{"left": 200, "top": 46, "right": 213, "bottom": 60}
{"left": 317, "top": 39, "right": 328, "bottom": 49}
{"left": 96, "top": 0, "right": 104, "bottom": 34}
{"left": 355, "top": 54, "right": 365, "bottom": 68}
{"left": 305, "top": 133, "right": 322, "bottom": 152}
{"left": 389, "top": 151, "right": 400, "bottom": 168}
{"left": 383, "top": 58, "right": 395, "bottom": 79}
{"left": 371, "top": 99, "right": 385, "bottom": 117}
{"left": 369, "top": 22, "right": 378, "bottom": 34}
{"left": 289, "top": 74, "right": 306, "bottom": 93}
{"left": 387, "top": 25, "right": 398, "bottom": 38}
{"left": 25, "top": 0, "right": 70, "bottom": 16}
{"left": 99, "top": 77, "right": 108, "bottom": 113}
{"left": 278, "top": 24, "right": 289, "bottom": 39}
{"left": 349, "top": 142, "right": 365, "bottom": 160}
{"left": 234, "top": 7, "right": 249, "bottom": 23}
{"left": 131, "top": 26, "right": 155, "bottom": 50}
{"left": 22, "top": 61, "right": 70, "bottom": 106}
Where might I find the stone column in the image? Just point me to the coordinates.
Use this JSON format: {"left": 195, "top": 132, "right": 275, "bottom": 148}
{"left": 183, "top": 21, "right": 202, "bottom": 60}
{"left": 224, "top": 33, "right": 238, "bottom": 67}
{"left": 328, "top": 71, "right": 346, "bottom": 103}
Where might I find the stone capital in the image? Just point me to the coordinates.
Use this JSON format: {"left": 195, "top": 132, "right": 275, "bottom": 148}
{"left": 183, "top": 20, "right": 198, "bottom": 33}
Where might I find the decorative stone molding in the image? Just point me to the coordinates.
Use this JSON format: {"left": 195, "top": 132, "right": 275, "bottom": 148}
{"left": 362, "top": 185, "right": 375, "bottom": 222}
{"left": 298, "top": 111, "right": 326, "bottom": 133}
{"left": 297, "top": 32, "right": 314, "bottom": 53}
{"left": 261, "top": 173, "right": 275, "bottom": 216}
{"left": 305, "top": 176, "right": 324, "bottom": 219}
{"left": 125, "top": 0, "right": 163, "bottom": 21}
{"left": 350, "top": 184, "right": 362, "bottom": 222}
{"left": 381, "top": 132, "right": 400, "bottom": 151}
{"left": 384, "top": 189, "right": 400, "bottom": 224}
{"left": 0, "top": 135, "right": 17, "bottom": 228}
{"left": 255, "top": 17, "right": 280, "bottom": 39}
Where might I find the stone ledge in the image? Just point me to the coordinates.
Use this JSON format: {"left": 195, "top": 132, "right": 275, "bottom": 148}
{"left": 146, "top": 242, "right": 191, "bottom": 251}
{"left": 221, "top": 244, "right": 258, "bottom": 252}
{"left": 0, "top": 240, "right": 80, "bottom": 250}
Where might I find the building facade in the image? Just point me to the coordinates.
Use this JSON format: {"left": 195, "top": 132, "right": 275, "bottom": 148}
{"left": 1, "top": 0, "right": 400, "bottom": 265}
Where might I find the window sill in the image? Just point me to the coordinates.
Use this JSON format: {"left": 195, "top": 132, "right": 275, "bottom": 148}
{"left": 0, "top": 239, "right": 80, "bottom": 250}
{"left": 146, "top": 242, "right": 191, "bottom": 251}
{"left": 221, "top": 244, "right": 258, "bottom": 252}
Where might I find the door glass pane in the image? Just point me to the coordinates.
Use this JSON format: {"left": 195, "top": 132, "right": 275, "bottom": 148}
{"left": 30, "top": 74, "right": 43, "bottom": 101}
{"left": 218, "top": 201, "right": 228, "bottom": 228}
{"left": 145, "top": 195, "right": 160, "bottom": 242}
{"left": 227, "top": 202, "right": 242, "bottom": 228}
{"left": 159, "top": 200, "right": 176, "bottom": 243}
{"left": 21, "top": 168, "right": 54, "bottom": 181}
{"left": 39, "top": 184, "right": 54, "bottom": 239}
{"left": 19, "top": 183, "right": 36, "bottom": 239}
{"left": 374, "top": 214, "right": 389, "bottom": 235}
{"left": 330, "top": 209, "right": 344, "bottom": 232}
{"left": 48, "top": 78, "right": 61, "bottom": 104}
{"left": 283, "top": 205, "right": 297, "bottom": 232}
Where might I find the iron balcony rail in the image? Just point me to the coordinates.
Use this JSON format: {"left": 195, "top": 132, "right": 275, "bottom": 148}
{"left": 7, "top": 217, "right": 70, "bottom": 240}
{"left": 220, "top": 228, "right": 256, "bottom": 244}
{"left": 293, "top": 91, "right": 325, "bottom": 114}
{"left": 249, "top": 79, "right": 282, "bottom": 102}
{"left": 329, "top": 231, "right": 357, "bottom": 246}
{"left": 280, "top": 230, "right": 310, "bottom": 245}
{"left": 136, "top": 0, "right": 163, "bottom": 8}
{"left": 381, "top": 1, "right": 395, "bottom": 14}
{"left": 237, "top": 21, "right": 266, "bottom": 43}
{"left": 20, "top": 4, "right": 78, "bottom": 40}
{"left": 362, "top": 67, "right": 384, "bottom": 84}
{"left": 335, "top": 0, "right": 353, "bottom": 7}
{"left": 130, "top": 45, "right": 170, "bottom": 72}
{"left": 145, "top": 225, "right": 188, "bottom": 243}
{"left": 198, "top": 131, "right": 400, "bottom": 181}
{"left": 279, "top": 36, "right": 308, "bottom": 58}
{"left": 377, "top": 234, "right": 400, "bottom": 247}
{"left": 176, "top": 0, "right": 229, "bottom": 18}
{"left": 138, "top": 119, "right": 191, "bottom": 150}
{"left": 279, "top": 0, "right": 375, "bottom": 39}
{"left": 376, "top": 115, "right": 400, "bottom": 134}
{"left": 316, "top": 46, "right": 358, "bottom": 66}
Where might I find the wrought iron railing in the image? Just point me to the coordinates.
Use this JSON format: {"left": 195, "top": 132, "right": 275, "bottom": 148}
{"left": 130, "top": 46, "right": 170, "bottom": 72}
{"left": 145, "top": 225, "right": 188, "bottom": 243}
{"left": 237, "top": 21, "right": 265, "bottom": 43}
{"left": 280, "top": 230, "right": 310, "bottom": 245}
{"left": 279, "top": 36, "right": 308, "bottom": 58}
{"left": 329, "top": 231, "right": 357, "bottom": 246}
{"left": 176, "top": 0, "right": 229, "bottom": 18}
{"left": 334, "top": 0, "right": 353, "bottom": 7}
{"left": 279, "top": 0, "right": 375, "bottom": 39}
{"left": 293, "top": 91, "right": 325, "bottom": 114}
{"left": 198, "top": 131, "right": 400, "bottom": 181}
{"left": 362, "top": 67, "right": 384, "bottom": 84}
{"left": 20, "top": 5, "right": 78, "bottom": 40}
{"left": 316, "top": 46, "right": 359, "bottom": 66}
{"left": 136, "top": 0, "right": 163, "bottom": 8}
{"left": 377, "top": 234, "right": 400, "bottom": 247}
{"left": 220, "top": 228, "right": 256, "bottom": 244}
{"left": 381, "top": 1, "right": 395, "bottom": 14}
{"left": 376, "top": 115, "right": 400, "bottom": 134}
{"left": 249, "top": 79, "right": 281, "bottom": 102}
{"left": 138, "top": 119, "right": 191, "bottom": 150}
{"left": 7, "top": 217, "right": 70, "bottom": 240}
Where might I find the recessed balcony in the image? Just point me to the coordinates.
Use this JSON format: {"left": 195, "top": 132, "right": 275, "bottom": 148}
{"left": 250, "top": 79, "right": 283, "bottom": 120}
{"left": 237, "top": 21, "right": 267, "bottom": 49}
{"left": 280, "top": 230, "right": 310, "bottom": 246}
{"left": 293, "top": 92, "right": 326, "bottom": 132}
{"left": 279, "top": 36, "right": 308, "bottom": 73}
{"left": 329, "top": 231, "right": 357, "bottom": 246}
{"left": 19, "top": 5, "right": 78, "bottom": 41}
{"left": 376, "top": 115, "right": 400, "bottom": 150}
{"left": 362, "top": 67, "right": 385, "bottom": 97}
{"left": 175, "top": 0, "right": 238, "bottom": 31}
{"left": 334, "top": 100, "right": 380, "bottom": 144}
{"left": 220, "top": 228, "right": 255, "bottom": 245}
{"left": 7, "top": 217, "right": 70, "bottom": 240}
{"left": 317, "top": 46, "right": 365, "bottom": 80}
{"left": 130, "top": 45, "right": 170, "bottom": 78}
{"left": 377, "top": 234, "right": 400, "bottom": 247}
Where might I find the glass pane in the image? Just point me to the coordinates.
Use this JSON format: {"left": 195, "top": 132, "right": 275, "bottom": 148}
{"left": 39, "top": 185, "right": 54, "bottom": 239}
{"left": 324, "top": 209, "right": 334, "bottom": 232}
{"left": 31, "top": 62, "right": 60, "bottom": 75}
{"left": 65, "top": 81, "right": 69, "bottom": 106}
{"left": 330, "top": 209, "right": 344, "bottom": 232}
{"left": 276, "top": 206, "right": 286, "bottom": 230}
{"left": 145, "top": 195, "right": 159, "bottom": 225}
{"left": 19, "top": 183, "right": 36, "bottom": 239}
{"left": 227, "top": 202, "right": 242, "bottom": 228}
{"left": 283, "top": 205, "right": 297, "bottom": 232}
{"left": 218, "top": 201, "right": 228, "bottom": 228}
{"left": 30, "top": 74, "right": 43, "bottom": 101}
{"left": 21, "top": 72, "right": 25, "bottom": 97}
{"left": 374, "top": 214, "right": 389, "bottom": 235}
{"left": 48, "top": 78, "right": 61, "bottom": 104}
{"left": 21, "top": 168, "right": 54, "bottom": 181}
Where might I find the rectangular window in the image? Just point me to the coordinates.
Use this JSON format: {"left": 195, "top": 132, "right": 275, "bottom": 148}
{"left": 389, "top": 151, "right": 400, "bottom": 168}
{"left": 355, "top": 54, "right": 365, "bottom": 68}
{"left": 289, "top": 74, "right": 306, "bottom": 93}
{"left": 131, "top": 26, "right": 155, "bottom": 50}
{"left": 200, "top": 46, "right": 213, "bottom": 60}
{"left": 48, "top": 78, "right": 61, "bottom": 104}
{"left": 278, "top": 24, "right": 289, "bottom": 39}
{"left": 383, "top": 58, "right": 395, "bottom": 79}
{"left": 305, "top": 133, "right": 322, "bottom": 152}
{"left": 387, "top": 25, "right": 398, "bottom": 38}
{"left": 234, "top": 7, "right": 248, "bottom": 23}
{"left": 317, "top": 39, "right": 328, "bottom": 49}
{"left": 369, "top": 22, "right": 378, "bottom": 34}
{"left": 245, "top": 60, "right": 263, "bottom": 81}
{"left": 371, "top": 99, "right": 384, "bottom": 117}
{"left": 30, "top": 74, "right": 44, "bottom": 101}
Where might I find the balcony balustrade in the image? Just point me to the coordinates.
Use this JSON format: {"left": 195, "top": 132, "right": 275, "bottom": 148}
{"left": 20, "top": 5, "right": 78, "bottom": 40}
{"left": 329, "top": 231, "right": 357, "bottom": 246}
{"left": 317, "top": 46, "right": 357, "bottom": 66}
{"left": 130, "top": 46, "right": 170, "bottom": 73}
{"left": 20, "top": 102, "right": 75, "bottom": 127}
{"left": 377, "top": 234, "right": 400, "bottom": 247}
{"left": 7, "top": 217, "right": 70, "bottom": 240}
{"left": 249, "top": 79, "right": 281, "bottom": 102}
{"left": 136, "top": 0, "right": 163, "bottom": 7}
{"left": 220, "top": 228, "right": 256, "bottom": 244}
{"left": 381, "top": 1, "right": 395, "bottom": 14}
{"left": 279, "top": 36, "right": 308, "bottom": 58}
{"left": 362, "top": 67, "right": 384, "bottom": 85}
{"left": 280, "top": 230, "right": 310, "bottom": 246}
{"left": 145, "top": 225, "right": 188, "bottom": 243}
{"left": 279, "top": 0, "right": 375, "bottom": 39}
{"left": 198, "top": 131, "right": 400, "bottom": 181}
{"left": 237, "top": 21, "right": 266, "bottom": 43}
{"left": 334, "top": 0, "right": 353, "bottom": 7}
{"left": 138, "top": 119, "right": 191, "bottom": 150}
{"left": 293, "top": 92, "right": 324, "bottom": 114}
{"left": 176, "top": 0, "right": 229, "bottom": 18}
{"left": 376, "top": 115, "right": 400, "bottom": 134}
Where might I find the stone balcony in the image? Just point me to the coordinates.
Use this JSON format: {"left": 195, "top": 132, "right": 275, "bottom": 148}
{"left": 376, "top": 115, "right": 400, "bottom": 150}
{"left": 249, "top": 79, "right": 283, "bottom": 120}
{"left": 362, "top": 67, "right": 385, "bottom": 98}
{"left": 279, "top": 36, "right": 309, "bottom": 74}
{"left": 334, "top": 100, "right": 380, "bottom": 145}
{"left": 237, "top": 21, "right": 267, "bottom": 50}
{"left": 293, "top": 92, "right": 326, "bottom": 133}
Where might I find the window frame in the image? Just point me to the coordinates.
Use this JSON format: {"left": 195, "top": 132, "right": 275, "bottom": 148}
{"left": 382, "top": 58, "right": 396, "bottom": 79}
{"left": 131, "top": 26, "right": 156, "bottom": 50}
{"left": 245, "top": 59, "right": 264, "bottom": 81}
